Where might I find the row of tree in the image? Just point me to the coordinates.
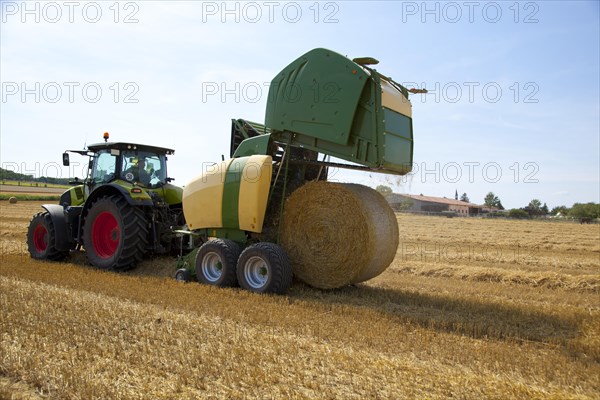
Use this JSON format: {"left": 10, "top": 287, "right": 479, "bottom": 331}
{"left": 475, "top": 192, "right": 599, "bottom": 220}
{"left": 375, "top": 186, "right": 599, "bottom": 220}
{"left": 0, "top": 167, "right": 70, "bottom": 185}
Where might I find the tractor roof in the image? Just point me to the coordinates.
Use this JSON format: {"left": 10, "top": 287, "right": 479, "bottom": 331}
{"left": 87, "top": 142, "right": 175, "bottom": 155}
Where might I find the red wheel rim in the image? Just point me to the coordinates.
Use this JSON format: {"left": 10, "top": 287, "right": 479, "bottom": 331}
{"left": 92, "top": 211, "right": 120, "bottom": 259}
{"left": 33, "top": 224, "right": 48, "bottom": 252}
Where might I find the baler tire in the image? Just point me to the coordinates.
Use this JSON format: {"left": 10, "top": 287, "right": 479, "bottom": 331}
{"left": 26, "top": 212, "right": 69, "bottom": 261}
{"left": 236, "top": 242, "right": 293, "bottom": 295}
{"left": 175, "top": 268, "right": 192, "bottom": 282}
{"left": 195, "top": 239, "right": 240, "bottom": 287}
{"left": 82, "top": 195, "right": 148, "bottom": 271}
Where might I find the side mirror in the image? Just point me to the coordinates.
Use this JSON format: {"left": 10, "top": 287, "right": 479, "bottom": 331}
{"left": 62, "top": 153, "right": 70, "bottom": 166}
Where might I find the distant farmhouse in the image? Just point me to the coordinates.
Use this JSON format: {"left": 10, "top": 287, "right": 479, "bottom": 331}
{"left": 386, "top": 193, "right": 482, "bottom": 216}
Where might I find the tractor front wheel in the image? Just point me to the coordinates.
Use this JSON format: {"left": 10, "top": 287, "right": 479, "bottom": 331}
{"left": 83, "top": 195, "right": 148, "bottom": 271}
{"left": 26, "top": 212, "right": 69, "bottom": 261}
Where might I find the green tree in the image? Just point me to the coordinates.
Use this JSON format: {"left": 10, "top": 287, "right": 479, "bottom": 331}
{"left": 529, "top": 199, "right": 541, "bottom": 209}
{"left": 508, "top": 208, "right": 529, "bottom": 219}
{"left": 527, "top": 199, "right": 542, "bottom": 216}
{"left": 484, "top": 192, "right": 504, "bottom": 209}
{"left": 460, "top": 193, "right": 470, "bottom": 202}
{"left": 376, "top": 185, "right": 393, "bottom": 197}
{"left": 550, "top": 205, "right": 569, "bottom": 216}
{"left": 569, "top": 203, "right": 600, "bottom": 220}
{"left": 397, "top": 199, "right": 414, "bottom": 211}
{"left": 541, "top": 203, "right": 549, "bottom": 215}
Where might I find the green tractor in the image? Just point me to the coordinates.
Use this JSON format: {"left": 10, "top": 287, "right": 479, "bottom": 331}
{"left": 27, "top": 135, "right": 189, "bottom": 270}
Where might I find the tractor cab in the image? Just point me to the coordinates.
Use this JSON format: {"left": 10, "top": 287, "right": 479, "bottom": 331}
{"left": 84, "top": 143, "right": 172, "bottom": 189}
{"left": 62, "top": 140, "right": 178, "bottom": 207}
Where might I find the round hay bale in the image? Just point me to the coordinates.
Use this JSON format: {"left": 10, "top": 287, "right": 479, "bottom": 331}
{"left": 281, "top": 181, "right": 399, "bottom": 289}
{"left": 8, "top": 196, "right": 18, "bottom": 204}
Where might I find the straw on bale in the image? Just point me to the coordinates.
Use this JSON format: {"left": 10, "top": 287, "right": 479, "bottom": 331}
{"left": 8, "top": 197, "right": 17, "bottom": 204}
{"left": 281, "top": 181, "right": 399, "bottom": 289}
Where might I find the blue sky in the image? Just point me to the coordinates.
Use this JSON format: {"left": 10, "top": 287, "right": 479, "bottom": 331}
{"left": 1, "top": 0, "right": 599, "bottom": 209}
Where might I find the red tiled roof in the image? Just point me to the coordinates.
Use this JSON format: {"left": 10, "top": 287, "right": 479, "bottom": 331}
{"left": 397, "top": 193, "right": 481, "bottom": 207}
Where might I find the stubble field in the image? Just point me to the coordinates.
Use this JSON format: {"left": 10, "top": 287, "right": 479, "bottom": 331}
{"left": 1, "top": 201, "right": 599, "bottom": 399}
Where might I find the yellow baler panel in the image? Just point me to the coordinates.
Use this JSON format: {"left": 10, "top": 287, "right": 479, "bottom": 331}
{"left": 182, "top": 159, "right": 233, "bottom": 230}
{"left": 238, "top": 155, "right": 273, "bottom": 233}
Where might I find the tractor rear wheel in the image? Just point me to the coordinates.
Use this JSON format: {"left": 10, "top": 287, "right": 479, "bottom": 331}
{"left": 195, "top": 239, "right": 240, "bottom": 287}
{"left": 236, "top": 242, "right": 292, "bottom": 294}
{"left": 83, "top": 195, "right": 148, "bottom": 271}
{"left": 26, "top": 212, "right": 69, "bottom": 261}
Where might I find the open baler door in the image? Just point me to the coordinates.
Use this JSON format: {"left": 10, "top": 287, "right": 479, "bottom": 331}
{"left": 264, "top": 48, "right": 417, "bottom": 176}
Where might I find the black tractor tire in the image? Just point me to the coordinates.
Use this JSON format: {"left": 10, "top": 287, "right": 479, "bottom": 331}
{"left": 82, "top": 195, "right": 148, "bottom": 271}
{"left": 195, "top": 239, "right": 240, "bottom": 287}
{"left": 26, "top": 212, "right": 69, "bottom": 261}
{"left": 236, "top": 242, "right": 293, "bottom": 294}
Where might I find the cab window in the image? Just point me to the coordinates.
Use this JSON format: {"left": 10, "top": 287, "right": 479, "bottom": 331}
{"left": 121, "top": 151, "right": 166, "bottom": 188}
{"left": 91, "top": 151, "right": 117, "bottom": 183}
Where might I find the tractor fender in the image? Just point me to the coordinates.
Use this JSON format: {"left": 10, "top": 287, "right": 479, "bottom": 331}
{"left": 41, "top": 204, "right": 73, "bottom": 251}
{"left": 83, "top": 183, "right": 154, "bottom": 210}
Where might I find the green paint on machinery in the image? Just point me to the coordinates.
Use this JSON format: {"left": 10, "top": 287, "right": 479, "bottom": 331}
{"left": 221, "top": 157, "right": 248, "bottom": 230}
{"left": 235, "top": 48, "right": 417, "bottom": 175}
{"left": 27, "top": 48, "right": 426, "bottom": 295}
{"left": 28, "top": 138, "right": 188, "bottom": 272}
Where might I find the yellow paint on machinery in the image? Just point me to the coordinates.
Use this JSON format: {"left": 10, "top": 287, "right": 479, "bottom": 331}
{"left": 238, "top": 155, "right": 273, "bottom": 232}
{"left": 380, "top": 78, "right": 412, "bottom": 118}
{"left": 182, "top": 155, "right": 273, "bottom": 233}
{"left": 183, "top": 159, "right": 233, "bottom": 230}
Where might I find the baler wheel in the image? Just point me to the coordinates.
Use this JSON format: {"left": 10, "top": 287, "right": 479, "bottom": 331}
{"left": 236, "top": 242, "right": 292, "bottom": 294}
{"left": 174, "top": 268, "right": 193, "bottom": 282}
{"left": 195, "top": 239, "right": 240, "bottom": 287}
